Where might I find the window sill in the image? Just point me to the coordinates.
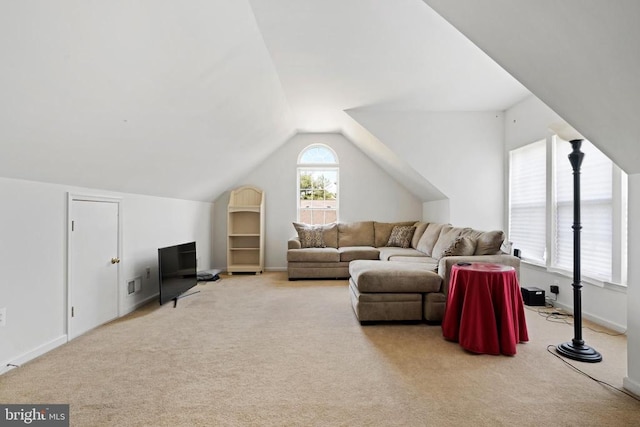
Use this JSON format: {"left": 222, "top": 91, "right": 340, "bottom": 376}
{"left": 520, "top": 259, "right": 627, "bottom": 293}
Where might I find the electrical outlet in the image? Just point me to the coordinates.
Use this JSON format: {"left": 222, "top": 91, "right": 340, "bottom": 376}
{"left": 0, "top": 307, "right": 6, "bottom": 327}
{"left": 146, "top": 267, "right": 151, "bottom": 279}
{"left": 550, "top": 285, "right": 559, "bottom": 294}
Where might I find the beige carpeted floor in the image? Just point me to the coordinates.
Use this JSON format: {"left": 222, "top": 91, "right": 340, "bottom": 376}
{"left": 1, "top": 272, "right": 639, "bottom": 426}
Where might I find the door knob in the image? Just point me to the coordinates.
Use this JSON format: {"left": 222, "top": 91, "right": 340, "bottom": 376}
{"left": 111, "top": 258, "right": 121, "bottom": 264}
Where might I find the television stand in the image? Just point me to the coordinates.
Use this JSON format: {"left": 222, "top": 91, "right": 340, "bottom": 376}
{"left": 173, "top": 290, "right": 201, "bottom": 308}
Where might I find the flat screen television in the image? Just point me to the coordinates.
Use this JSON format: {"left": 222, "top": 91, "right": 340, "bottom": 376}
{"left": 158, "top": 241, "right": 198, "bottom": 306}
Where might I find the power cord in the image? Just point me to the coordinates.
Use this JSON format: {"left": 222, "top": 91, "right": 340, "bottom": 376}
{"left": 524, "top": 305, "right": 626, "bottom": 336}
{"left": 547, "top": 345, "right": 640, "bottom": 402}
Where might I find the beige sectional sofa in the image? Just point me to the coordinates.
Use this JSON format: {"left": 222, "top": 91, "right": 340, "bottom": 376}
{"left": 287, "top": 220, "right": 520, "bottom": 323}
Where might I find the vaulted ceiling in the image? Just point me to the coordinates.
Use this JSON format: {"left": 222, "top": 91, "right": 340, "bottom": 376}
{"left": 1, "top": 1, "right": 636, "bottom": 201}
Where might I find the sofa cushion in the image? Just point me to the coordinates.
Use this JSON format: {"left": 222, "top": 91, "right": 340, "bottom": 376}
{"left": 378, "top": 247, "right": 426, "bottom": 261}
{"left": 338, "top": 221, "right": 374, "bottom": 247}
{"left": 386, "top": 225, "right": 416, "bottom": 248}
{"left": 320, "top": 222, "right": 339, "bottom": 248}
{"left": 339, "top": 246, "right": 380, "bottom": 262}
{"left": 349, "top": 260, "right": 442, "bottom": 293}
{"left": 475, "top": 230, "right": 505, "bottom": 255}
{"left": 441, "top": 236, "right": 477, "bottom": 257}
{"left": 431, "top": 226, "right": 466, "bottom": 260}
{"left": 411, "top": 221, "right": 429, "bottom": 249}
{"left": 416, "top": 223, "right": 446, "bottom": 256}
{"left": 287, "top": 247, "right": 340, "bottom": 263}
{"left": 387, "top": 256, "right": 438, "bottom": 268}
{"left": 373, "top": 221, "right": 416, "bottom": 247}
{"left": 349, "top": 281, "right": 422, "bottom": 302}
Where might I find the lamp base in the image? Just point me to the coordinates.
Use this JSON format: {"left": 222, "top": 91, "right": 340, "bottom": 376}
{"left": 556, "top": 341, "right": 602, "bottom": 363}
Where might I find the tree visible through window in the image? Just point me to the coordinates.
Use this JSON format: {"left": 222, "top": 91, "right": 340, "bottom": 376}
{"left": 297, "top": 145, "right": 338, "bottom": 225}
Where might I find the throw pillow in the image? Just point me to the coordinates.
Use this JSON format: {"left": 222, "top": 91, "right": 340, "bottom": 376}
{"left": 297, "top": 227, "right": 325, "bottom": 248}
{"left": 293, "top": 222, "right": 338, "bottom": 248}
{"left": 386, "top": 225, "right": 416, "bottom": 248}
{"left": 440, "top": 236, "right": 477, "bottom": 258}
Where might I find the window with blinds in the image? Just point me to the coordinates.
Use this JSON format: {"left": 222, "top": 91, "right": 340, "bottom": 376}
{"left": 509, "top": 140, "right": 547, "bottom": 263}
{"left": 508, "top": 136, "right": 627, "bottom": 285}
{"left": 554, "top": 139, "right": 613, "bottom": 281}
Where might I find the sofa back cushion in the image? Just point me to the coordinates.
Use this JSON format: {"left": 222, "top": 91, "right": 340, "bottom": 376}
{"left": 321, "top": 223, "right": 339, "bottom": 248}
{"left": 411, "top": 221, "right": 429, "bottom": 249}
{"left": 338, "top": 221, "right": 374, "bottom": 247}
{"left": 464, "top": 229, "right": 505, "bottom": 255}
{"left": 416, "top": 223, "right": 447, "bottom": 256}
{"left": 431, "top": 226, "right": 467, "bottom": 260}
{"left": 373, "top": 221, "right": 416, "bottom": 247}
{"left": 440, "top": 236, "right": 477, "bottom": 257}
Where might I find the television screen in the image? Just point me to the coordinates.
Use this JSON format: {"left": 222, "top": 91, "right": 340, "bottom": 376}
{"left": 158, "top": 242, "right": 197, "bottom": 305}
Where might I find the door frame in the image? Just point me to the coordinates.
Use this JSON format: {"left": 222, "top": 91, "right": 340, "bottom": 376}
{"left": 66, "top": 193, "right": 123, "bottom": 341}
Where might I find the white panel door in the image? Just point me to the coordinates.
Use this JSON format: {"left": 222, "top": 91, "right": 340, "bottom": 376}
{"left": 69, "top": 199, "right": 119, "bottom": 340}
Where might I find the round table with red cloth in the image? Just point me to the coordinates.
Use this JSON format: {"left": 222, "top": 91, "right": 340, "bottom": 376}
{"left": 441, "top": 262, "right": 529, "bottom": 355}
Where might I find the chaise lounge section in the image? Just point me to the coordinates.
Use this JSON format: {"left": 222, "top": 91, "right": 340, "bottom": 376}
{"left": 348, "top": 260, "right": 442, "bottom": 322}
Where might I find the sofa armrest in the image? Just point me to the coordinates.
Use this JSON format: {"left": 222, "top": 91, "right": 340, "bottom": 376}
{"left": 288, "top": 237, "right": 302, "bottom": 250}
{"left": 438, "top": 254, "right": 521, "bottom": 296}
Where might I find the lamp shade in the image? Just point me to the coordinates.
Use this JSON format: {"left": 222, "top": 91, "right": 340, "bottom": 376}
{"left": 549, "top": 121, "right": 584, "bottom": 141}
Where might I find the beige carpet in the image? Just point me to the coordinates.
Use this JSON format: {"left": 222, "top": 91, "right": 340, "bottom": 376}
{"left": 1, "top": 272, "right": 639, "bottom": 426}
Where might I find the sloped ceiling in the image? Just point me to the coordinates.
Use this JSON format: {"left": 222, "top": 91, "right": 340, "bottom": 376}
{"left": 0, "top": 0, "right": 530, "bottom": 201}
{"left": 424, "top": 0, "right": 640, "bottom": 173}
{"left": 250, "top": 0, "right": 528, "bottom": 202}
{"left": 0, "top": 0, "right": 294, "bottom": 201}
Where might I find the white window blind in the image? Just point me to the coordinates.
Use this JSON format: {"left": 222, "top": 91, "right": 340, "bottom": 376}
{"left": 509, "top": 140, "right": 547, "bottom": 263}
{"left": 554, "top": 139, "right": 612, "bottom": 281}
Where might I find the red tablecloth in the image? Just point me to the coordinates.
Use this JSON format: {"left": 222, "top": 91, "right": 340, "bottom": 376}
{"left": 442, "top": 262, "right": 529, "bottom": 355}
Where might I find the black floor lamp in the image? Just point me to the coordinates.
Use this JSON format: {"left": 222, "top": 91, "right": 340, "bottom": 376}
{"left": 551, "top": 124, "right": 602, "bottom": 363}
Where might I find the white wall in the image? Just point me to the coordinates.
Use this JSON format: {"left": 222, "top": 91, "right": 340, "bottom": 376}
{"left": 423, "top": 199, "right": 450, "bottom": 224}
{"left": 0, "top": 176, "right": 213, "bottom": 373}
{"left": 348, "top": 110, "right": 505, "bottom": 230}
{"left": 212, "top": 132, "right": 423, "bottom": 271}
{"left": 504, "top": 95, "right": 629, "bottom": 332}
{"left": 624, "top": 173, "right": 640, "bottom": 395}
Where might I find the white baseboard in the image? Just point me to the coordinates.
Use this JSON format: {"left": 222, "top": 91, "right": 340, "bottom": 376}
{"left": 623, "top": 377, "right": 640, "bottom": 398}
{"left": 212, "top": 267, "right": 287, "bottom": 273}
{"left": 121, "top": 293, "right": 158, "bottom": 316}
{"left": 1, "top": 295, "right": 159, "bottom": 377}
{"left": 551, "top": 301, "right": 626, "bottom": 333}
{"left": 1, "top": 335, "right": 67, "bottom": 376}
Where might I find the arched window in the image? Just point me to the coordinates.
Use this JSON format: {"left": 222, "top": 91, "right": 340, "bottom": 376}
{"left": 297, "top": 144, "right": 339, "bottom": 225}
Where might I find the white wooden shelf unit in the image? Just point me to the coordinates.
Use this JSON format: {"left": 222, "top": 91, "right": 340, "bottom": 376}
{"left": 227, "top": 186, "right": 265, "bottom": 274}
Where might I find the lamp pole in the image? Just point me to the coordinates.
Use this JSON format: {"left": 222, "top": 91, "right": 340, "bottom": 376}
{"left": 556, "top": 139, "right": 602, "bottom": 362}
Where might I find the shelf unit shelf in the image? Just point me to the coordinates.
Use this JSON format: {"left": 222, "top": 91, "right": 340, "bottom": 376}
{"left": 227, "top": 186, "right": 264, "bottom": 274}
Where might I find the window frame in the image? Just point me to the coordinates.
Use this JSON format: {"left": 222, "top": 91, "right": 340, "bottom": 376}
{"left": 296, "top": 144, "right": 339, "bottom": 225}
